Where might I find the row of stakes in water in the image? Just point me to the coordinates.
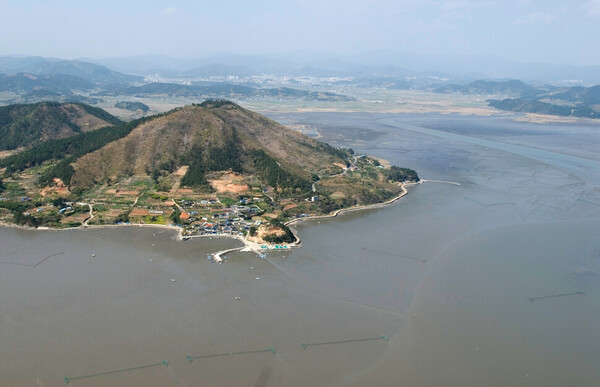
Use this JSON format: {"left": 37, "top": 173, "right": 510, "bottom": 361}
{"left": 65, "top": 336, "right": 389, "bottom": 384}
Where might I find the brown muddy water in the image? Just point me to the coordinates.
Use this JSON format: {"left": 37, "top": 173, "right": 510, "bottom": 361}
{"left": 1, "top": 112, "right": 599, "bottom": 386}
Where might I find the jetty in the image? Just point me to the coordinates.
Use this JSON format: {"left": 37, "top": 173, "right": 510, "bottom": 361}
{"left": 211, "top": 246, "right": 245, "bottom": 263}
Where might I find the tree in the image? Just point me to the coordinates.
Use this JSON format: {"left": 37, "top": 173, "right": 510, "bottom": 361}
{"left": 170, "top": 208, "right": 181, "bottom": 224}
{"left": 115, "top": 212, "right": 130, "bottom": 223}
{"left": 386, "top": 166, "right": 419, "bottom": 182}
{"left": 151, "top": 169, "right": 160, "bottom": 184}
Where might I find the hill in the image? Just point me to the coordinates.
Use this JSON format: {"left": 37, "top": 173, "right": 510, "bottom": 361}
{"left": 70, "top": 100, "right": 346, "bottom": 189}
{"left": 0, "top": 101, "right": 418, "bottom": 236}
{"left": 488, "top": 99, "right": 599, "bottom": 119}
{"left": 434, "top": 79, "right": 536, "bottom": 96}
{"left": 0, "top": 72, "right": 96, "bottom": 94}
{"left": 114, "top": 101, "right": 150, "bottom": 113}
{"left": 0, "top": 56, "right": 143, "bottom": 85}
{"left": 0, "top": 102, "right": 122, "bottom": 150}
{"left": 435, "top": 79, "right": 600, "bottom": 119}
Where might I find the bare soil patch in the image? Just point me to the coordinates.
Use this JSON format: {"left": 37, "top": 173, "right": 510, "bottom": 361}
{"left": 208, "top": 172, "right": 250, "bottom": 194}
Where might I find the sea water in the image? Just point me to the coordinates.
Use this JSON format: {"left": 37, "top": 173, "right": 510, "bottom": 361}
{"left": 1, "top": 112, "right": 598, "bottom": 386}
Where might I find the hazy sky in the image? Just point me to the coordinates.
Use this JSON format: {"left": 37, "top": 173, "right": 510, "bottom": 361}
{"left": 1, "top": 0, "right": 599, "bottom": 65}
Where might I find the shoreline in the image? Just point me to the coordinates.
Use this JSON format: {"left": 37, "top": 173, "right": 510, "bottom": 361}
{"left": 0, "top": 220, "right": 185, "bottom": 239}
{"left": 0, "top": 182, "right": 425, "bottom": 255}
{"left": 285, "top": 182, "right": 413, "bottom": 227}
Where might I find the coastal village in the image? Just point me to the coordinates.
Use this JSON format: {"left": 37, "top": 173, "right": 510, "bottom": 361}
{"left": 1, "top": 152, "right": 418, "bottom": 253}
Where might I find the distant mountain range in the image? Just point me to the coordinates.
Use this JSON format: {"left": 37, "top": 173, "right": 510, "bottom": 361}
{"left": 0, "top": 72, "right": 96, "bottom": 93}
{"left": 0, "top": 56, "right": 142, "bottom": 85}
{"left": 83, "top": 51, "right": 600, "bottom": 84}
{"left": 434, "top": 79, "right": 538, "bottom": 96}
{"left": 0, "top": 56, "right": 354, "bottom": 104}
{"left": 0, "top": 55, "right": 598, "bottom": 119}
{"left": 103, "top": 83, "right": 353, "bottom": 101}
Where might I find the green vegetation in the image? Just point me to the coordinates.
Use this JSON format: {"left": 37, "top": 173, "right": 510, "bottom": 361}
{"left": 1, "top": 121, "right": 128, "bottom": 171}
{"left": 251, "top": 149, "right": 311, "bottom": 193}
{"left": 488, "top": 98, "right": 600, "bottom": 119}
{"left": 0, "top": 112, "right": 165, "bottom": 174}
{"left": 432, "top": 79, "right": 600, "bottom": 119}
{"left": 181, "top": 160, "right": 208, "bottom": 188}
{"left": 0, "top": 102, "right": 121, "bottom": 151}
{"left": 77, "top": 104, "right": 123, "bottom": 125}
{"left": 386, "top": 166, "right": 420, "bottom": 182}
{"left": 249, "top": 225, "right": 257, "bottom": 236}
{"left": 107, "top": 84, "right": 354, "bottom": 101}
{"left": 0, "top": 101, "right": 419, "bottom": 237}
{"left": 199, "top": 99, "right": 237, "bottom": 109}
{"left": 262, "top": 219, "right": 295, "bottom": 244}
{"left": 203, "top": 131, "right": 243, "bottom": 173}
{"left": 115, "top": 211, "right": 130, "bottom": 224}
{"left": 0, "top": 200, "right": 32, "bottom": 213}
{"left": 488, "top": 99, "right": 572, "bottom": 116}
{"left": 0, "top": 200, "right": 38, "bottom": 227}
{"left": 114, "top": 101, "right": 150, "bottom": 113}
{"left": 170, "top": 208, "right": 181, "bottom": 224}
{"left": 435, "top": 79, "right": 534, "bottom": 95}
{"left": 38, "top": 158, "right": 75, "bottom": 186}
{"left": 150, "top": 192, "right": 168, "bottom": 201}
{"left": 219, "top": 197, "right": 236, "bottom": 207}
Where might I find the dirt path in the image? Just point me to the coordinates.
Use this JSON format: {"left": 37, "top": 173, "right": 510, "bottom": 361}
{"left": 80, "top": 203, "right": 94, "bottom": 227}
{"left": 169, "top": 166, "right": 189, "bottom": 195}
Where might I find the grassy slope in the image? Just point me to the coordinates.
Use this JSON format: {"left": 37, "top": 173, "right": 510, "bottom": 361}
{"left": 71, "top": 103, "right": 346, "bottom": 189}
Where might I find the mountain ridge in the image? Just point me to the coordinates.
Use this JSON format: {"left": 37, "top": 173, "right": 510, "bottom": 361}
{"left": 0, "top": 101, "right": 122, "bottom": 151}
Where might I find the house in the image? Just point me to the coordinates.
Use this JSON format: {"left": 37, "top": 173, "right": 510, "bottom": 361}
{"left": 311, "top": 195, "right": 320, "bottom": 202}
{"left": 59, "top": 206, "right": 73, "bottom": 214}
{"left": 179, "top": 212, "right": 190, "bottom": 220}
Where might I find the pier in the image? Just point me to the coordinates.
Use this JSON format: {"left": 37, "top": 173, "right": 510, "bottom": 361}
{"left": 211, "top": 246, "right": 245, "bottom": 262}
